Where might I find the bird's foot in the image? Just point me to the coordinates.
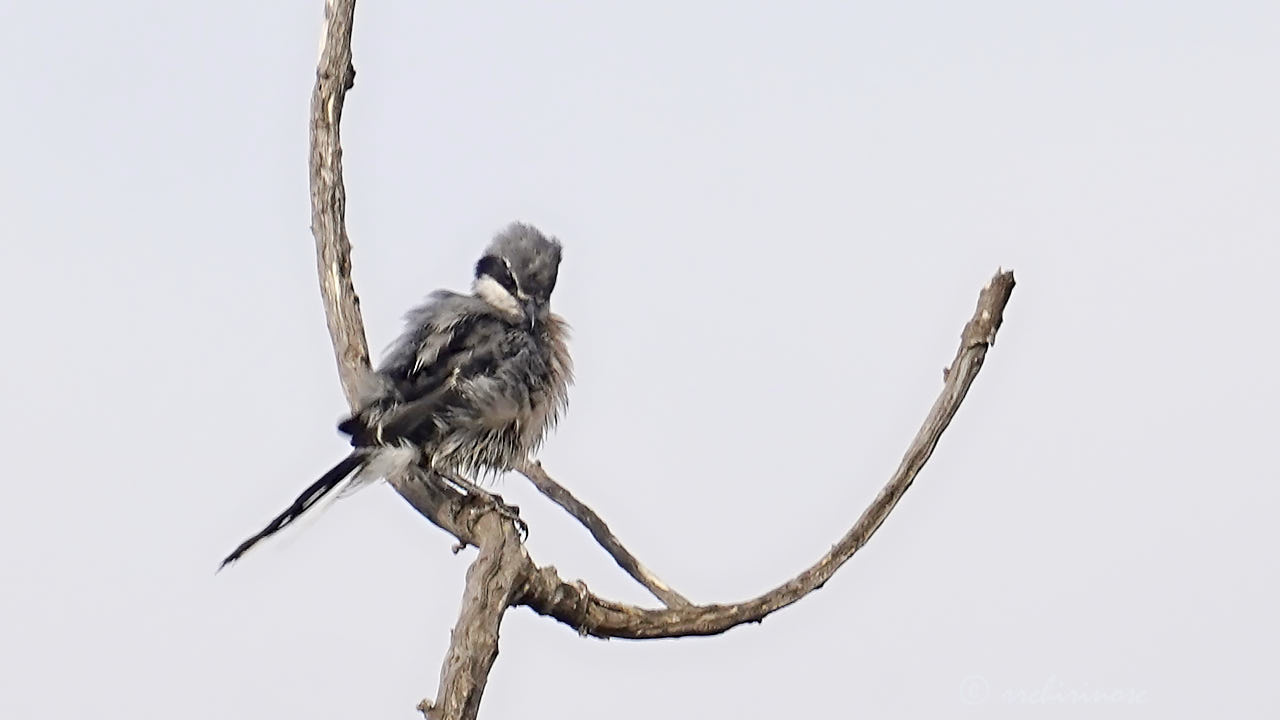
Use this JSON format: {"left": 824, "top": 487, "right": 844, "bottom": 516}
{"left": 474, "top": 490, "right": 528, "bottom": 539}
{"left": 443, "top": 472, "right": 528, "bottom": 539}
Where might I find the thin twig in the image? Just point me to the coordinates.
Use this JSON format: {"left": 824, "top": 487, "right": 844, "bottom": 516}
{"left": 519, "top": 460, "right": 692, "bottom": 608}
{"left": 517, "top": 270, "right": 1016, "bottom": 638}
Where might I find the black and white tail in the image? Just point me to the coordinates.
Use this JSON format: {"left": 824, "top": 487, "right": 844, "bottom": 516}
{"left": 219, "top": 453, "right": 364, "bottom": 569}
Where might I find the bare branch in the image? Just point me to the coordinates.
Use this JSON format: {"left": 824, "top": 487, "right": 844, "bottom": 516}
{"left": 419, "top": 511, "right": 529, "bottom": 720}
{"left": 302, "top": 0, "right": 1015, "bottom": 710}
{"left": 310, "top": 0, "right": 370, "bottom": 408}
{"left": 519, "top": 460, "right": 693, "bottom": 608}
{"left": 517, "top": 270, "right": 1016, "bottom": 639}
{"left": 305, "top": 3, "right": 524, "bottom": 717}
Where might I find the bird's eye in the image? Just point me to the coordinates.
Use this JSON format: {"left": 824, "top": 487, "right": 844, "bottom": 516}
{"left": 476, "top": 255, "right": 520, "bottom": 296}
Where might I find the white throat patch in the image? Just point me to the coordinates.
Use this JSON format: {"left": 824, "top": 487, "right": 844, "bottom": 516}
{"left": 473, "top": 274, "right": 525, "bottom": 319}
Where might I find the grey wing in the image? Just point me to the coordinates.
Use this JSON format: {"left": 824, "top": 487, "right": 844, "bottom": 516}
{"left": 338, "top": 292, "right": 467, "bottom": 439}
{"left": 333, "top": 294, "right": 501, "bottom": 495}
{"left": 377, "top": 290, "right": 472, "bottom": 382}
{"left": 342, "top": 292, "right": 511, "bottom": 447}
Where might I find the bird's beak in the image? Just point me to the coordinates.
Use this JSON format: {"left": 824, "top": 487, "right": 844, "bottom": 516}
{"left": 523, "top": 298, "right": 540, "bottom": 331}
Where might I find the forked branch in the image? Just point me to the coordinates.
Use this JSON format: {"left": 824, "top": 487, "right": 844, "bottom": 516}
{"left": 515, "top": 271, "right": 1015, "bottom": 638}
{"left": 519, "top": 460, "right": 693, "bottom": 608}
{"left": 304, "top": 0, "right": 1014, "bottom": 717}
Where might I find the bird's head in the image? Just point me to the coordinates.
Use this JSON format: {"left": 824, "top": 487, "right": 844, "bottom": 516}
{"left": 472, "top": 222, "right": 563, "bottom": 327}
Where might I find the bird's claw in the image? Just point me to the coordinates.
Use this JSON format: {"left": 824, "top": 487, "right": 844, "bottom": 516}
{"left": 470, "top": 490, "right": 527, "bottom": 539}
{"left": 492, "top": 498, "right": 529, "bottom": 539}
{"left": 440, "top": 472, "right": 529, "bottom": 539}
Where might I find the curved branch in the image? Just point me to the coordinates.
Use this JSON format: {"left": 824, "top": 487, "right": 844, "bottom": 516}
{"left": 517, "top": 270, "right": 1016, "bottom": 639}
{"left": 305, "top": 3, "right": 521, "bottom": 718}
{"left": 519, "top": 460, "right": 693, "bottom": 608}
{"left": 303, "top": 0, "right": 1014, "bottom": 703}
{"left": 310, "top": 0, "right": 370, "bottom": 408}
{"left": 305, "top": 0, "right": 693, "bottom": 622}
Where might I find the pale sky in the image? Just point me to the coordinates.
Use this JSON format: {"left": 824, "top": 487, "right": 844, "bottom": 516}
{"left": 2, "top": 1, "right": 1277, "bottom": 718}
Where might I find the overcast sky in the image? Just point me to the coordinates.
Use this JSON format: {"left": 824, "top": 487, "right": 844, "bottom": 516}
{"left": 3, "top": 1, "right": 1277, "bottom": 718}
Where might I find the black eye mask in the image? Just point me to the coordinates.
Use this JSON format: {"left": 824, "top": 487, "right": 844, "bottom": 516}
{"left": 475, "top": 254, "right": 520, "bottom": 297}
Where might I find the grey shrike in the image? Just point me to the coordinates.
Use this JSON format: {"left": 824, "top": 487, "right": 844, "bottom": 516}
{"left": 221, "top": 222, "right": 571, "bottom": 567}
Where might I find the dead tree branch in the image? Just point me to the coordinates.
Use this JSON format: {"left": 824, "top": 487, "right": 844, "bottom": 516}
{"left": 418, "top": 511, "right": 529, "bottom": 720}
{"left": 310, "top": 0, "right": 368, "bottom": 407}
{"left": 519, "top": 460, "right": 693, "bottom": 608}
{"left": 306, "top": 2, "right": 522, "bottom": 717}
{"left": 304, "top": 0, "right": 1015, "bottom": 716}
{"left": 516, "top": 271, "right": 1015, "bottom": 638}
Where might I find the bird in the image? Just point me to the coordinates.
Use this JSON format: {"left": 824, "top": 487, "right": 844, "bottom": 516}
{"left": 221, "top": 222, "right": 572, "bottom": 568}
